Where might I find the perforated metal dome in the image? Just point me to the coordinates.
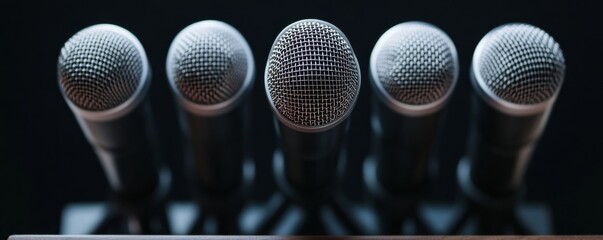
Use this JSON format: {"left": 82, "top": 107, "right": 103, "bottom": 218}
{"left": 167, "top": 21, "right": 250, "bottom": 106}
{"left": 266, "top": 20, "right": 360, "bottom": 128}
{"left": 373, "top": 22, "right": 457, "bottom": 106}
{"left": 58, "top": 25, "right": 145, "bottom": 112}
{"left": 474, "top": 23, "right": 565, "bottom": 105}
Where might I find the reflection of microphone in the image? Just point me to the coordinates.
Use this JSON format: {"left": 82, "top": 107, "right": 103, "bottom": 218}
{"left": 367, "top": 21, "right": 458, "bottom": 194}
{"left": 461, "top": 23, "right": 565, "bottom": 200}
{"left": 58, "top": 24, "right": 169, "bottom": 233}
{"left": 166, "top": 20, "right": 255, "bottom": 234}
{"left": 265, "top": 19, "right": 361, "bottom": 196}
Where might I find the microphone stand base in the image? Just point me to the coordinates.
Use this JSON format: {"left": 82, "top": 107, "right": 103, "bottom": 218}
{"left": 363, "top": 155, "right": 433, "bottom": 234}
{"left": 62, "top": 167, "right": 172, "bottom": 234}
{"left": 446, "top": 157, "right": 553, "bottom": 234}
{"left": 239, "top": 192, "right": 375, "bottom": 235}
{"left": 188, "top": 158, "right": 255, "bottom": 235}
{"left": 239, "top": 150, "right": 368, "bottom": 235}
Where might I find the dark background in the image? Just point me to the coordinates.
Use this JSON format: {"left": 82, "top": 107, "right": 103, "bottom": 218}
{"left": 2, "top": 0, "right": 602, "bottom": 238}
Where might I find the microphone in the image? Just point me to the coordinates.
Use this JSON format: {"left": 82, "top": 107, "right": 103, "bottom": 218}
{"left": 366, "top": 21, "right": 458, "bottom": 195}
{"left": 58, "top": 24, "right": 169, "bottom": 233}
{"left": 166, "top": 20, "right": 255, "bottom": 233}
{"left": 250, "top": 19, "right": 363, "bottom": 235}
{"left": 265, "top": 19, "right": 361, "bottom": 196}
{"left": 460, "top": 23, "right": 565, "bottom": 201}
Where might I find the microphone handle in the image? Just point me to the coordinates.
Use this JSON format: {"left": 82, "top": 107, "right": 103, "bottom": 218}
{"left": 180, "top": 103, "right": 247, "bottom": 195}
{"left": 467, "top": 94, "right": 551, "bottom": 197}
{"left": 276, "top": 120, "right": 348, "bottom": 195}
{"left": 371, "top": 97, "right": 443, "bottom": 193}
{"left": 76, "top": 99, "right": 162, "bottom": 201}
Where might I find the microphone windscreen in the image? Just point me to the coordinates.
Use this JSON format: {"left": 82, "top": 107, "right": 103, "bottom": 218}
{"left": 372, "top": 22, "right": 458, "bottom": 106}
{"left": 167, "top": 20, "right": 252, "bottom": 107}
{"left": 58, "top": 24, "right": 146, "bottom": 112}
{"left": 266, "top": 19, "right": 360, "bottom": 129}
{"left": 473, "top": 23, "right": 565, "bottom": 105}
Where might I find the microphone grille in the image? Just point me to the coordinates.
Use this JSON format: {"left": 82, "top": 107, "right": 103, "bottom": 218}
{"left": 475, "top": 23, "right": 565, "bottom": 105}
{"left": 168, "top": 21, "right": 249, "bottom": 105}
{"left": 58, "top": 25, "right": 144, "bottom": 111}
{"left": 266, "top": 20, "right": 360, "bottom": 127}
{"left": 374, "top": 22, "right": 457, "bottom": 105}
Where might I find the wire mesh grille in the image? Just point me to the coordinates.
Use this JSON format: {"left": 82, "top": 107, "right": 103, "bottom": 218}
{"left": 58, "top": 26, "right": 143, "bottom": 111}
{"left": 267, "top": 20, "right": 359, "bottom": 127}
{"left": 375, "top": 23, "right": 456, "bottom": 105}
{"left": 169, "top": 24, "right": 248, "bottom": 105}
{"left": 476, "top": 24, "right": 565, "bottom": 105}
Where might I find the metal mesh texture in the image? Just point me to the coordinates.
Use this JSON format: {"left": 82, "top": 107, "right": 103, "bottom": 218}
{"left": 58, "top": 27, "right": 143, "bottom": 111}
{"left": 375, "top": 23, "right": 456, "bottom": 105}
{"left": 267, "top": 20, "right": 359, "bottom": 127}
{"left": 169, "top": 25, "right": 248, "bottom": 105}
{"left": 476, "top": 24, "right": 565, "bottom": 104}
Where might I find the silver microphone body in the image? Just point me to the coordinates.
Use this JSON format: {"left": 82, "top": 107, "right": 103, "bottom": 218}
{"left": 464, "top": 23, "right": 565, "bottom": 198}
{"left": 58, "top": 24, "right": 162, "bottom": 201}
{"left": 369, "top": 22, "right": 459, "bottom": 193}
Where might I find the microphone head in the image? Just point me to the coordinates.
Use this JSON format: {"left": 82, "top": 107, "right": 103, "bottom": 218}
{"left": 370, "top": 21, "right": 458, "bottom": 116}
{"left": 58, "top": 24, "right": 150, "bottom": 118}
{"left": 166, "top": 20, "right": 255, "bottom": 116}
{"left": 472, "top": 23, "right": 565, "bottom": 115}
{"left": 265, "top": 19, "right": 361, "bottom": 132}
